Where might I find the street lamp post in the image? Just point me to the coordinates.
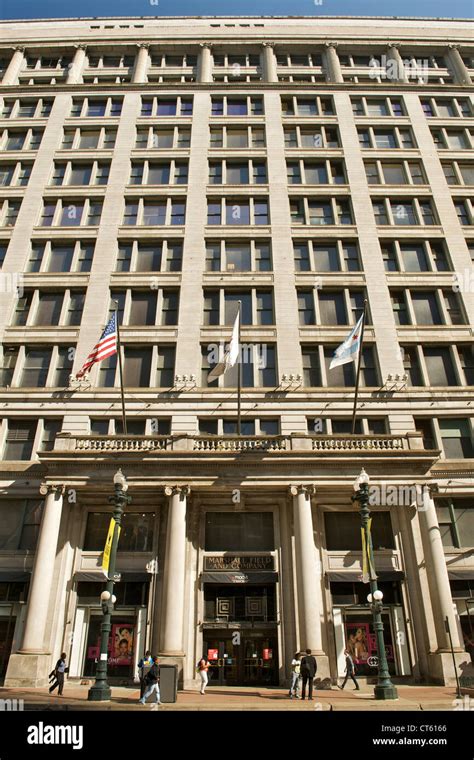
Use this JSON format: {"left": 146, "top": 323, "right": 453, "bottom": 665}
{"left": 88, "top": 469, "right": 132, "bottom": 702}
{"left": 352, "top": 468, "right": 398, "bottom": 701}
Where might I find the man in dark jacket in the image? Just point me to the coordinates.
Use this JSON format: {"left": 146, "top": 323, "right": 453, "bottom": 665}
{"left": 339, "top": 649, "right": 360, "bottom": 690}
{"left": 139, "top": 656, "right": 161, "bottom": 705}
{"left": 300, "top": 649, "right": 317, "bottom": 700}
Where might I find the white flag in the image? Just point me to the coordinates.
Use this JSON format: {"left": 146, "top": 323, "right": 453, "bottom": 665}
{"left": 208, "top": 311, "right": 240, "bottom": 380}
{"left": 329, "top": 313, "right": 364, "bottom": 370}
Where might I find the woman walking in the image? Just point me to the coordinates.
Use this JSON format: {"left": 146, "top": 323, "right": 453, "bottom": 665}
{"left": 197, "top": 657, "right": 211, "bottom": 694}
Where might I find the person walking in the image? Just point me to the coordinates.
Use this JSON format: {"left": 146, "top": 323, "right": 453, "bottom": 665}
{"left": 137, "top": 650, "right": 153, "bottom": 699}
{"left": 197, "top": 657, "right": 211, "bottom": 694}
{"left": 48, "top": 652, "right": 68, "bottom": 696}
{"left": 339, "top": 649, "right": 360, "bottom": 691}
{"left": 300, "top": 649, "right": 317, "bottom": 700}
{"left": 289, "top": 652, "right": 301, "bottom": 699}
{"left": 139, "top": 656, "right": 162, "bottom": 705}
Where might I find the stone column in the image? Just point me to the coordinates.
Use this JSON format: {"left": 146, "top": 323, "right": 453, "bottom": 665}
{"left": 385, "top": 44, "right": 408, "bottom": 83}
{"left": 160, "top": 486, "right": 189, "bottom": 655}
{"left": 446, "top": 44, "right": 472, "bottom": 85}
{"left": 323, "top": 42, "right": 343, "bottom": 83}
{"left": 132, "top": 43, "right": 150, "bottom": 84}
{"left": 2, "top": 47, "right": 25, "bottom": 85}
{"left": 66, "top": 45, "right": 87, "bottom": 84}
{"left": 197, "top": 43, "right": 213, "bottom": 83}
{"left": 290, "top": 485, "right": 323, "bottom": 653}
{"left": 262, "top": 42, "right": 278, "bottom": 83}
{"left": 419, "top": 488, "right": 462, "bottom": 651}
{"left": 4, "top": 485, "right": 64, "bottom": 687}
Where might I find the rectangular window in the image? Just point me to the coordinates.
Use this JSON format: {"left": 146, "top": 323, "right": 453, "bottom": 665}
{"left": 123, "top": 348, "right": 152, "bottom": 387}
{"left": 439, "top": 419, "right": 473, "bottom": 459}
{"left": 302, "top": 348, "right": 321, "bottom": 386}
{"left": 423, "top": 347, "right": 457, "bottom": 386}
{"left": 20, "top": 348, "right": 52, "bottom": 387}
{"left": 129, "top": 292, "right": 157, "bottom": 325}
{"left": 4, "top": 420, "right": 37, "bottom": 460}
{"left": 35, "top": 292, "right": 63, "bottom": 326}
{"left": 205, "top": 512, "right": 274, "bottom": 551}
{"left": 41, "top": 419, "right": 62, "bottom": 452}
{"left": 411, "top": 292, "right": 442, "bottom": 325}
{"left": 156, "top": 346, "right": 175, "bottom": 387}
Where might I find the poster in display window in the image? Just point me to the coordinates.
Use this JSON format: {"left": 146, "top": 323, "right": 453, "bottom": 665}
{"left": 344, "top": 621, "right": 394, "bottom": 671}
{"left": 84, "top": 620, "right": 135, "bottom": 677}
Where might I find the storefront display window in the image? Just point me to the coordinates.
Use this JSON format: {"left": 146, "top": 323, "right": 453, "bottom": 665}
{"left": 83, "top": 617, "right": 135, "bottom": 678}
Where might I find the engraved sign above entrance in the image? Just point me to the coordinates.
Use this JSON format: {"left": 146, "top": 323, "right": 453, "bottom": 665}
{"left": 204, "top": 556, "right": 275, "bottom": 571}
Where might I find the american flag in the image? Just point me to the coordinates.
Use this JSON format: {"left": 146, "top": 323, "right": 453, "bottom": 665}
{"left": 75, "top": 313, "right": 117, "bottom": 379}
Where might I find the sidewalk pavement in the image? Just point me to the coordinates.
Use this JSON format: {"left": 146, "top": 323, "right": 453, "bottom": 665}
{"left": 0, "top": 683, "right": 468, "bottom": 711}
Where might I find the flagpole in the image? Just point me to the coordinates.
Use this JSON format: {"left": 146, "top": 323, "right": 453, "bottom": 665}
{"left": 237, "top": 300, "right": 242, "bottom": 436}
{"left": 113, "top": 301, "right": 128, "bottom": 436}
{"left": 351, "top": 299, "right": 368, "bottom": 435}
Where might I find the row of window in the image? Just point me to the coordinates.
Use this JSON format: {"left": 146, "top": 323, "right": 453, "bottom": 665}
{"left": 2, "top": 498, "right": 473, "bottom": 555}
{"left": 4, "top": 237, "right": 469, "bottom": 276}
{"left": 8, "top": 285, "right": 467, "bottom": 331}
{"left": 1, "top": 93, "right": 472, "bottom": 132}
{"left": 0, "top": 413, "right": 472, "bottom": 461}
{"left": 2, "top": 158, "right": 473, "bottom": 193}
{"left": 3, "top": 124, "right": 472, "bottom": 157}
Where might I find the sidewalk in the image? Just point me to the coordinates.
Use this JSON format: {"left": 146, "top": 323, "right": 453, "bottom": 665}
{"left": 0, "top": 683, "right": 467, "bottom": 711}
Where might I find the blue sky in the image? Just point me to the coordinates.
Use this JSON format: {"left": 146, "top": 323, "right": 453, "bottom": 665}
{"left": 0, "top": 0, "right": 472, "bottom": 20}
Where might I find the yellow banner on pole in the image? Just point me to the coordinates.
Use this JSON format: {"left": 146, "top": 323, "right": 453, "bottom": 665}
{"left": 361, "top": 523, "right": 369, "bottom": 584}
{"left": 102, "top": 518, "right": 120, "bottom": 574}
{"left": 361, "top": 518, "right": 377, "bottom": 583}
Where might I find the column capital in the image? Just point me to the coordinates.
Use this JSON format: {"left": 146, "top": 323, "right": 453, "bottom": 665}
{"left": 39, "top": 483, "right": 65, "bottom": 497}
{"left": 262, "top": 41, "right": 276, "bottom": 48}
{"left": 200, "top": 42, "right": 213, "bottom": 50}
{"left": 74, "top": 44, "right": 87, "bottom": 52}
{"left": 448, "top": 43, "right": 461, "bottom": 50}
{"left": 137, "top": 43, "right": 150, "bottom": 50}
{"left": 387, "top": 42, "right": 402, "bottom": 50}
{"left": 11, "top": 46, "right": 25, "bottom": 54}
{"left": 324, "top": 41, "right": 338, "bottom": 49}
{"left": 289, "top": 484, "right": 316, "bottom": 498}
{"left": 164, "top": 485, "right": 190, "bottom": 498}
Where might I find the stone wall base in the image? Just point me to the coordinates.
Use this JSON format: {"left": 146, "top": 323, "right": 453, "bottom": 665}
{"left": 427, "top": 651, "right": 467, "bottom": 686}
{"left": 4, "top": 653, "right": 52, "bottom": 688}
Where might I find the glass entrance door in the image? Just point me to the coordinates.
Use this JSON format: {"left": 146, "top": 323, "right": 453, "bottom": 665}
{"left": 242, "top": 635, "right": 276, "bottom": 685}
{"left": 203, "top": 632, "right": 278, "bottom": 686}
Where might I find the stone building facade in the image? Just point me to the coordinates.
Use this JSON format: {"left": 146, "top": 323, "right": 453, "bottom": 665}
{"left": 0, "top": 15, "right": 472, "bottom": 689}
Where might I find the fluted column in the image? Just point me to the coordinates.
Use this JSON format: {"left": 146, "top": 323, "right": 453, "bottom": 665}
{"left": 447, "top": 44, "right": 472, "bottom": 85}
{"left": 66, "top": 45, "right": 87, "bottom": 84}
{"left": 262, "top": 42, "right": 278, "bottom": 83}
{"left": 20, "top": 485, "right": 64, "bottom": 652}
{"left": 160, "top": 485, "right": 189, "bottom": 655}
{"left": 290, "top": 485, "right": 323, "bottom": 652}
{"left": 385, "top": 43, "right": 408, "bottom": 83}
{"left": 2, "top": 47, "right": 25, "bottom": 85}
{"left": 132, "top": 43, "right": 150, "bottom": 83}
{"left": 198, "top": 43, "right": 213, "bottom": 83}
{"left": 419, "top": 488, "right": 462, "bottom": 651}
{"left": 323, "top": 42, "right": 343, "bottom": 83}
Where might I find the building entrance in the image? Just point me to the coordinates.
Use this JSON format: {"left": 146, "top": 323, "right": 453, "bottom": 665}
{"left": 203, "top": 631, "right": 278, "bottom": 686}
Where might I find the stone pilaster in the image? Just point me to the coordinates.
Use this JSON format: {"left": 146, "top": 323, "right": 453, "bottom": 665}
{"left": 262, "top": 42, "right": 278, "bottom": 83}
{"left": 323, "top": 42, "right": 343, "bottom": 83}
{"left": 2, "top": 47, "right": 25, "bottom": 85}
{"left": 66, "top": 45, "right": 87, "bottom": 84}
{"left": 132, "top": 44, "right": 150, "bottom": 83}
